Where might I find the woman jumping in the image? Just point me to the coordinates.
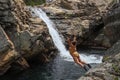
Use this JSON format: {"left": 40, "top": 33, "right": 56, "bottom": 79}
{"left": 67, "top": 35, "right": 91, "bottom": 71}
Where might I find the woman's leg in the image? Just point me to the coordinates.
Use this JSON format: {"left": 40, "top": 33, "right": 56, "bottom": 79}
{"left": 77, "top": 56, "right": 86, "bottom": 64}
{"left": 73, "top": 57, "right": 88, "bottom": 71}
{"left": 73, "top": 57, "right": 84, "bottom": 67}
{"left": 78, "top": 56, "right": 91, "bottom": 68}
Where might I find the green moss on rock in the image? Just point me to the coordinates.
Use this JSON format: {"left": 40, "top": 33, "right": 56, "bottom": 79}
{"left": 103, "top": 56, "right": 110, "bottom": 62}
{"left": 112, "top": 64, "right": 120, "bottom": 74}
{"left": 24, "top": 0, "right": 45, "bottom": 6}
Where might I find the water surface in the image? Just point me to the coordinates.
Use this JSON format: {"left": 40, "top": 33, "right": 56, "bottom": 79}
{"left": 0, "top": 51, "right": 103, "bottom": 80}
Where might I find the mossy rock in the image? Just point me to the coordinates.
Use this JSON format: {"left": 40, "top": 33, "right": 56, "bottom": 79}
{"left": 24, "top": 0, "right": 45, "bottom": 6}
{"left": 102, "top": 56, "right": 110, "bottom": 62}
{"left": 112, "top": 64, "right": 120, "bottom": 74}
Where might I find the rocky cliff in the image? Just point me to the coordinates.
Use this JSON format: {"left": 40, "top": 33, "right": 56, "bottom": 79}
{"left": 40, "top": 0, "right": 114, "bottom": 48}
{"left": 79, "top": 1, "right": 120, "bottom": 80}
{"left": 38, "top": 0, "right": 120, "bottom": 80}
{"left": 0, "top": 0, "right": 56, "bottom": 75}
{"left": 103, "top": 2, "right": 120, "bottom": 45}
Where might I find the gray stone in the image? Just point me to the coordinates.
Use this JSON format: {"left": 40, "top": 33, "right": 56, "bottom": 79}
{"left": 0, "top": 0, "right": 9, "bottom": 3}
{"left": 0, "top": 26, "right": 14, "bottom": 53}
{"left": 19, "top": 31, "right": 32, "bottom": 51}
{"left": 2, "top": 4, "right": 9, "bottom": 9}
{"left": 3, "top": 16, "right": 15, "bottom": 23}
{"left": 0, "top": 11, "right": 9, "bottom": 16}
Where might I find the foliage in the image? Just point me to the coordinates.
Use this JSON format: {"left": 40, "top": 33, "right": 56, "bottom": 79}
{"left": 24, "top": 0, "right": 45, "bottom": 6}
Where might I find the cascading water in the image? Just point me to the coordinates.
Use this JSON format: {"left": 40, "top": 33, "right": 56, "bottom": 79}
{"left": 31, "top": 7, "right": 71, "bottom": 59}
{"left": 31, "top": 7, "right": 103, "bottom": 63}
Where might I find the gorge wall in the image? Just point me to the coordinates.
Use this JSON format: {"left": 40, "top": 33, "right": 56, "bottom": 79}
{"left": 41, "top": 0, "right": 115, "bottom": 48}
{"left": 0, "top": 0, "right": 57, "bottom": 75}
{"left": 79, "top": 1, "right": 120, "bottom": 80}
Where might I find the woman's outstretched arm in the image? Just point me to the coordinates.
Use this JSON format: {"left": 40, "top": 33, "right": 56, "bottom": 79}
{"left": 67, "top": 37, "right": 72, "bottom": 46}
{"left": 72, "top": 35, "right": 77, "bottom": 46}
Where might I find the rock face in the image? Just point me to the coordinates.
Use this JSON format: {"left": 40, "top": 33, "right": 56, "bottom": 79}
{"left": 0, "top": 26, "right": 14, "bottom": 54}
{"left": 103, "top": 3, "right": 120, "bottom": 46}
{"left": 88, "top": 0, "right": 113, "bottom": 13}
{"left": 79, "top": 40, "right": 120, "bottom": 80}
{"left": 94, "top": 1, "right": 120, "bottom": 48}
{"left": 0, "top": 0, "right": 56, "bottom": 75}
{"left": 41, "top": 0, "right": 113, "bottom": 48}
{"left": 0, "top": 26, "right": 17, "bottom": 75}
{"left": 79, "top": 2, "right": 120, "bottom": 80}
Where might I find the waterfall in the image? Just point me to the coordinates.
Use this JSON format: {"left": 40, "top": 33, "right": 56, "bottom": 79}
{"left": 31, "top": 7, "right": 71, "bottom": 58}
{"left": 31, "top": 7, "right": 103, "bottom": 63}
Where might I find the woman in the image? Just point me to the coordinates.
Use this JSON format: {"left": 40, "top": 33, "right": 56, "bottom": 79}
{"left": 67, "top": 35, "right": 91, "bottom": 71}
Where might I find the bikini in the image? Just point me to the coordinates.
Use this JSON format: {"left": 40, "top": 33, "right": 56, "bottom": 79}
{"left": 69, "top": 46, "right": 79, "bottom": 57}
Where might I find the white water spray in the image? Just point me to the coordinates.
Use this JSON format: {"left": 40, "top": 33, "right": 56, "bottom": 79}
{"left": 31, "top": 7, "right": 103, "bottom": 63}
